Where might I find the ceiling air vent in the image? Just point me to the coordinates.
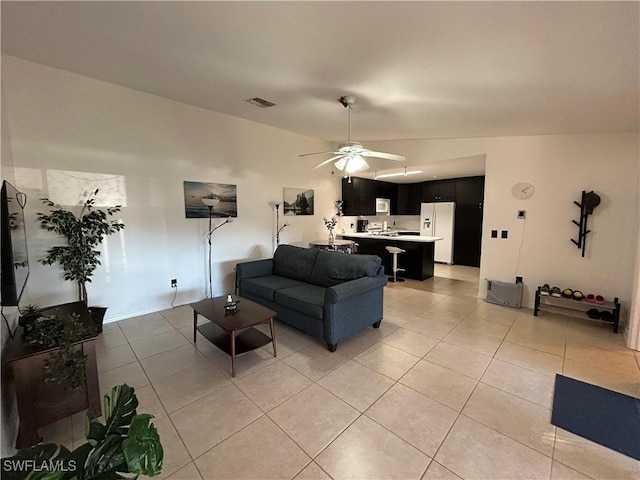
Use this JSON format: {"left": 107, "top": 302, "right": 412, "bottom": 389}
{"left": 245, "top": 97, "right": 276, "bottom": 108}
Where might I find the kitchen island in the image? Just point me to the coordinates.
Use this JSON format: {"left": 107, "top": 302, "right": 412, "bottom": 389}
{"left": 340, "top": 232, "right": 442, "bottom": 280}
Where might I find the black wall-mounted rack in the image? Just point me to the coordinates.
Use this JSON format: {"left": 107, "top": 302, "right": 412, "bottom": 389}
{"left": 571, "top": 190, "right": 599, "bottom": 258}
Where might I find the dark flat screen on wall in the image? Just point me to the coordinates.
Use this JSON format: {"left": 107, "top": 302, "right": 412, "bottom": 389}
{"left": 1, "top": 180, "right": 29, "bottom": 306}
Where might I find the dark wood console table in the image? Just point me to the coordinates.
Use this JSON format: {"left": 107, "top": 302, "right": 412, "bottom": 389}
{"left": 4, "top": 301, "right": 101, "bottom": 448}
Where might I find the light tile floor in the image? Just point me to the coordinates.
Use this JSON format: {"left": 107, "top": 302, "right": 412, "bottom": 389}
{"left": 40, "top": 265, "right": 640, "bottom": 479}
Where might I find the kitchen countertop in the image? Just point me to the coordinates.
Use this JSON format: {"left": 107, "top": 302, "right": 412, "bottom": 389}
{"left": 339, "top": 232, "right": 443, "bottom": 243}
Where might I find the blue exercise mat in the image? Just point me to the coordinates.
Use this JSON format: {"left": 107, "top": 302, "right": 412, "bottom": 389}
{"left": 551, "top": 374, "right": 640, "bottom": 460}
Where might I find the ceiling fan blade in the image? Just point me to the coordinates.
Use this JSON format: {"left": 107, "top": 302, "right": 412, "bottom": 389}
{"left": 360, "top": 151, "right": 406, "bottom": 161}
{"left": 299, "top": 151, "right": 340, "bottom": 158}
{"left": 312, "top": 155, "right": 344, "bottom": 170}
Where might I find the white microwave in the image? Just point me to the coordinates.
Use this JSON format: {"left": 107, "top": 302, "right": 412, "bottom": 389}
{"left": 376, "top": 198, "right": 390, "bottom": 215}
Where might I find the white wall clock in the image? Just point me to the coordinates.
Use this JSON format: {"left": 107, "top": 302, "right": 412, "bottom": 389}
{"left": 512, "top": 182, "right": 535, "bottom": 200}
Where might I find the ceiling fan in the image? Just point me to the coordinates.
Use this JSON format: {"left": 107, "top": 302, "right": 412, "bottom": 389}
{"left": 300, "top": 96, "right": 405, "bottom": 174}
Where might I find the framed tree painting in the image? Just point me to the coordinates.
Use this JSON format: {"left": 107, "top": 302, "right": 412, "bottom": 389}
{"left": 283, "top": 187, "right": 314, "bottom": 215}
{"left": 184, "top": 181, "right": 238, "bottom": 218}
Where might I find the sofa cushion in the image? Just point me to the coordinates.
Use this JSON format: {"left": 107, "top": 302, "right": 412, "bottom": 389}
{"left": 273, "top": 245, "right": 320, "bottom": 283}
{"left": 241, "top": 275, "right": 308, "bottom": 302}
{"left": 274, "top": 284, "right": 326, "bottom": 320}
{"left": 309, "top": 250, "right": 382, "bottom": 288}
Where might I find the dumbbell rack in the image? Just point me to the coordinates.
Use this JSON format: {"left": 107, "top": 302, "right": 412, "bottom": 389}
{"left": 534, "top": 286, "right": 620, "bottom": 333}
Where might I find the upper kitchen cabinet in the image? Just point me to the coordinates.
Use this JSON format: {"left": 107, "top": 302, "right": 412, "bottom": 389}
{"left": 396, "top": 183, "right": 422, "bottom": 215}
{"left": 342, "top": 176, "right": 362, "bottom": 215}
{"left": 455, "top": 176, "right": 485, "bottom": 206}
{"left": 342, "top": 177, "right": 397, "bottom": 216}
{"left": 422, "top": 179, "right": 456, "bottom": 202}
{"left": 342, "top": 176, "right": 484, "bottom": 216}
{"left": 359, "top": 178, "right": 377, "bottom": 216}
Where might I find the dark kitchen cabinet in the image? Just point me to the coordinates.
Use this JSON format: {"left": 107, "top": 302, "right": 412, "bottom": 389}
{"left": 342, "top": 174, "right": 485, "bottom": 268}
{"left": 341, "top": 177, "right": 360, "bottom": 216}
{"left": 397, "top": 183, "right": 421, "bottom": 215}
{"left": 341, "top": 177, "right": 376, "bottom": 215}
{"left": 455, "top": 176, "right": 485, "bottom": 206}
{"left": 341, "top": 177, "right": 397, "bottom": 215}
{"left": 454, "top": 204, "right": 483, "bottom": 267}
{"left": 343, "top": 175, "right": 483, "bottom": 220}
{"left": 453, "top": 176, "right": 484, "bottom": 266}
{"left": 359, "top": 178, "right": 377, "bottom": 215}
{"left": 422, "top": 179, "right": 456, "bottom": 202}
{"left": 342, "top": 236, "right": 436, "bottom": 280}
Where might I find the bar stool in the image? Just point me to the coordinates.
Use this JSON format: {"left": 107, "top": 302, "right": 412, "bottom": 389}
{"left": 385, "top": 246, "right": 405, "bottom": 282}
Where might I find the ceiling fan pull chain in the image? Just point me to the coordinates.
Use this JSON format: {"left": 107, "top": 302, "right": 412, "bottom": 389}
{"left": 347, "top": 105, "right": 351, "bottom": 142}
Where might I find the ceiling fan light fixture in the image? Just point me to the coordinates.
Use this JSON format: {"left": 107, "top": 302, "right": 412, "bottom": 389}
{"left": 346, "top": 155, "right": 367, "bottom": 173}
{"left": 334, "top": 155, "right": 368, "bottom": 173}
{"left": 334, "top": 157, "right": 348, "bottom": 171}
{"left": 300, "top": 96, "right": 405, "bottom": 172}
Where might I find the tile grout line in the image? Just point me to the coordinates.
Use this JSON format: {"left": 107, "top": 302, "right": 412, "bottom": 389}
{"left": 418, "top": 303, "right": 560, "bottom": 478}
{"left": 93, "top": 270, "right": 624, "bottom": 480}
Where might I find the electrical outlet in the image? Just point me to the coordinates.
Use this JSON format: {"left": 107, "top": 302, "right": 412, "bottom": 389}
{"left": 171, "top": 278, "right": 177, "bottom": 288}
{"left": 501, "top": 230, "right": 508, "bottom": 239}
{"left": 516, "top": 276, "right": 523, "bottom": 284}
{"left": 517, "top": 210, "right": 526, "bottom": 219}
{"left": 491, "top": 230, "right": 498, "bottom": 238}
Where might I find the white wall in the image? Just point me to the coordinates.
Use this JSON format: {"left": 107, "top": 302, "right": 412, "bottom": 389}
{"left": 368, "top": 134, "right": 640, "bottom": 323}
{"left": 1, "top": 55, "right": 344, "bottom": 455}
{"left": 481, "top": 134, "right": 638, "bottom": 310}
{"left": 1, "top": 55, "right": 340, "bottom": 321}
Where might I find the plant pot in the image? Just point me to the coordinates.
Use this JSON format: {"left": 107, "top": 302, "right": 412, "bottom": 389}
{"left": 18, "top": 314, "right": 40, "bottom": 335}
{"left": 88, "top": 306, "right": 108, "bottom": 334}
{"left": 7, "top": 337, "right": 101, "bottom": 448}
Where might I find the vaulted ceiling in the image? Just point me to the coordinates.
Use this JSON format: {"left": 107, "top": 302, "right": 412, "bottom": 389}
{"left": 2, "top": 2, "right": 638, "bottom": 180}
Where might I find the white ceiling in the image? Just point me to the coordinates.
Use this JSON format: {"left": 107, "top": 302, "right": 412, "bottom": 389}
{"left": 2, "top": 1, "right": 638, "bottom": 181}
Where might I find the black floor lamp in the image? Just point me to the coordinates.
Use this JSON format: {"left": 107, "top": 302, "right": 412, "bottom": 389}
{"left": 202, "top": 198, "right": 232, "bottom": 298}
{"left": 275, "top": 203, "right": 289, "bottom": 246}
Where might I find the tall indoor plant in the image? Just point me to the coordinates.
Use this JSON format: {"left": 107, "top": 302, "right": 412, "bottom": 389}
{"left": 38, "top": 189, "right": 124, "bottom": 331}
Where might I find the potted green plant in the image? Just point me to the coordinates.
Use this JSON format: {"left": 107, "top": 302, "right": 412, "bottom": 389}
{"left": 24, "top": 312, "right": 97, "bottom": 389}
{"left": 18, "top": 303, "right": 42, "bottom": 334}
{"left": 6, "top": 303, "right": 103, "bottom": 448}
{"left": 38, "top": 189, "right": 125, "bottom": 333}
{"left": 1, "top": 384, "right": 164, "bottom": 479}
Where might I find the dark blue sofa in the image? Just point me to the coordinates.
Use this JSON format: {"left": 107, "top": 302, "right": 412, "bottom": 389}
{"left": 236, "top": 244, "right": 387, "bottom": 352}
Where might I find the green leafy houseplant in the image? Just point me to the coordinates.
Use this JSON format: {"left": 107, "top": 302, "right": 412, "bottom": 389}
{"left": 24, "top": 313, "right": 96, "bottom": 389}
{"left": 1, "top": 384, "right": 163, "bottom": 479}
{"left": 18, "top": 304, "right": 42, "bottom": 334}
{"left": 37, "top": 189, "right": 125, "bottom": 306}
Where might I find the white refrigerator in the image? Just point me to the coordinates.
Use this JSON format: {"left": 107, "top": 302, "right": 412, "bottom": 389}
{"left": 420, "top": 202, "right": 455, "bottom": 264}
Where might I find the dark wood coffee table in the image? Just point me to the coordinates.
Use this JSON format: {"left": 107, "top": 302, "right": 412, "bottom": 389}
{"left": 190, "top": 296, "right": 277, "bottom": 377}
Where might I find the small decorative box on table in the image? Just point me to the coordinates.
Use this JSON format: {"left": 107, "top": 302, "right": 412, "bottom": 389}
{"left": 190, "top": 295, "right": 277, "bottom": 377}
{"left": 534, "top": 286, "right": 621, "bottom": 333}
